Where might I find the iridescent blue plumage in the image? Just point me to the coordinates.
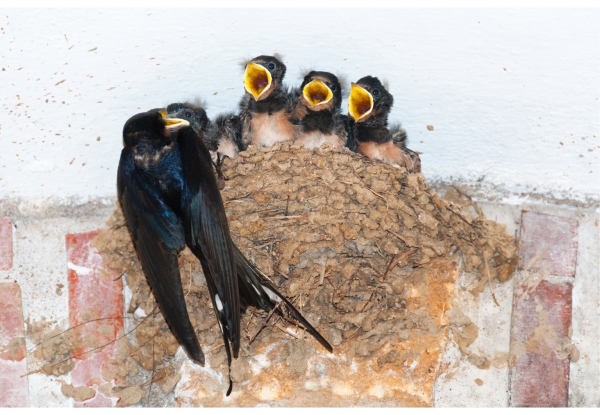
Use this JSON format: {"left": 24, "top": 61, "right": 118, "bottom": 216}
{"left": 118, "top": 108, "right": 332, "bottom": 397}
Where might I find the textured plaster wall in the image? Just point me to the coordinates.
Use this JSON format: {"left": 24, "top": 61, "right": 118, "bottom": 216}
{"left": 1, "top": 8, "right": 599, "bottom": 206}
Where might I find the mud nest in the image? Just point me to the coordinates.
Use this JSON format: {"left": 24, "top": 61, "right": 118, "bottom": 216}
{"left": 33, "top": 142, "right": 518, "bottom": 403}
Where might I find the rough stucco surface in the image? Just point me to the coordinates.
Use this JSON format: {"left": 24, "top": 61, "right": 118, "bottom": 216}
{"left": 1, "top": 8, "right": 599, "bottom": 206}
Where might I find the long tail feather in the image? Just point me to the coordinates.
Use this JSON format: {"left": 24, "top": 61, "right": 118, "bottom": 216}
{"left": 233, "top": 245, "right": 333, "bottom": 353}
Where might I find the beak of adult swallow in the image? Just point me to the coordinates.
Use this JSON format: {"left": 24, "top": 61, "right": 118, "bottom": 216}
{"left": 244, "top": 62, "right": 272, "bottom": 101}
{"left": 348, "top": 82, "right": 374, "bottom": 122}
{"left": 162, "top": 110, "right": 190, "bottom": 132}
{"left": 302, "top": 79, "right": 333, "bottom": 109}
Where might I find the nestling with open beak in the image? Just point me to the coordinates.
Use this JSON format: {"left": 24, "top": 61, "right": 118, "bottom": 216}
{"left": 239, "top": 54, "right": 298, "bottom": 150}
{"left": 289, "top": 70, "right": 350, "bottom": 150}
{"left": 119, "top": 108, "right": 332, "bottom": 396}
{"left": 347, "top": 76, "right": 421, "bottom": 173}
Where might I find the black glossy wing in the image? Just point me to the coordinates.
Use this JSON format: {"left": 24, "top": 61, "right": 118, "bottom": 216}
{"left": 117, "top": 150, "right": 204, "bottom": 365}
{"left": 177, "top": 127, "right": 240, "bottom": 358}
{"left": 190, "top": 245, "right": 234, "bottom": 396}
{"left": 233, "top": 245, "right": 333, "bottom": 353}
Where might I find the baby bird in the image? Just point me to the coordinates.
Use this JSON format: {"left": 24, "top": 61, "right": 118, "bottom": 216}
{"left": 347, "top": 76, "right": 421, "bottom": 173}
{"left": 166, "top": 102, "right": 242, "bottom": 163}
{"left": 239, "top": 54, "right": 297, "bottom": 149}
{"left": 289, "top": 70, "right": 349, "bottom": 150}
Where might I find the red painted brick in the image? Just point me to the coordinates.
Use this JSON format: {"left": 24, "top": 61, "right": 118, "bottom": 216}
{"left": 519, "top": 210, "right": 578, "bottom": 278}
{"left": 0, "top": 218, "right": 13, "bottom": 270}
{"left": 0, "top": 283, "right": 30, "bottom": 407}
{"left": 510, "top": 211, "right": 578, "bottom": 407}
{"left": 66, "top": 231, "right": 123, "bottom": 407}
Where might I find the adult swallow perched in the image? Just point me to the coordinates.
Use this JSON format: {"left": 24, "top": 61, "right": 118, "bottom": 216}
{"left": 118, "top": 109, "right": 239, "bottom": 393}
{"left": 289, "top": 70, "right": 349, "bottom": 150}
{"left": 118, "top": 109, "right": 332, "bottom": 395}
{"left": 347, "top": 76, "right": 421, "bottom": 173}
{"left": 239, "top": 54, "right": 297, "bottom": 150}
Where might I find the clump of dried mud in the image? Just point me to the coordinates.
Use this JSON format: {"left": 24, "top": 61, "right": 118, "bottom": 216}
{"left": 33, "top": 142, "right": 518, "bottom": 405}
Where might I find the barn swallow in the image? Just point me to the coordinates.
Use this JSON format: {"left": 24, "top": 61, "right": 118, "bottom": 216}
{"left": 347, "top": 76, "right": 421, "bottom": 173}
{"left": 239, "top": 54, "right": 298, "bottom": 149}
{"left": 289, "top": 70, "right": 349, "bottom": 150}
{"left": 119, "top": 108, "right": 332, "bottom": 395}
{"left": 118, "top": 109, "right": 239, "bottom": 394}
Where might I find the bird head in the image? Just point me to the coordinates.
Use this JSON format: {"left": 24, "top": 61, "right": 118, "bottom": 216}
{"left": 166, "top": 102, "right": 210, "bottom": 138}
{"left": 300, "top": 71, "right": 342, "bottom": 111}
{"left": 348, "top": 76, "right": 394, "bottom": 123}
{"left": 243, "top": 54, "right": 286, "bottom": 101}
{"left": 123, "top": 109, "right": 190, "bottom": 147}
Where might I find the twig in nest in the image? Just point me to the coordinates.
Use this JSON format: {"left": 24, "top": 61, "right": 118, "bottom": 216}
{"left": 271, "top": 221, "right": 308, "bottom": 229}
{"left": 285, "top": 194, "right": 291, "bottom": 216}
{"left": 207, "top": 342, "right": 225, "bottom": 354}
{"left": 23, "top": 306, "right": 159, "bottom": 378}
{"left": 446, "top": 204, "right": 474, "bottom": 227}
{"left": 452, "top": 185, "right": 483, "bottom": 217}
{"left": 344, "top": 328, "right": 361, "bottom": 342}
{"left": 482, "top": 251, "right": 500, "bottom": 307}
{"left": 185, "top": 263, "right": 193, "bottom": 299}
{"left": 248, "top": 301, "right": 282, "bottom": 345}
{"left": 381, "top": 248, "right": 417, "bottom": 281}
{"left": 147, "top": 336, "right": 156, "bottom": 404}
{"left": 386, "top": 229, "right": 407, "bottom": 243}
{"left": 452, "top": 185, "right": 472, "bottom": 201}
{"left": 253, "top": 239, "right": 281, "bottom": 250}
{"left": 275, "top": 323, "right": 300, "bottom": 339}
{"left": 368, "top": 188, "right": 388, "bottom": 210}
{"left": 246, "top": 307, "right": 256, "bottom": 332}
{"left": 318, "top": 265, "right": 327, "bottom": 287}
{"left": 374, "top": 241, "right": 387, "bottom": 260}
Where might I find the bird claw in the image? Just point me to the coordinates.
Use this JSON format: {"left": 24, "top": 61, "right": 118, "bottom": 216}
{"left": 213, "top": 152, "right": 230, "bottom": 181}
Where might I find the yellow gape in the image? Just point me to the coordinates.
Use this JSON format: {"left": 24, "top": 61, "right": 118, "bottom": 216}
{"left": 348, "top": 83, "right": 374, "bottom": 122}
{"left": 162, "top": 113, "right": 190, "bottom": 131}
{"left": 302, "top": 79, "right": 333, "bottom": 109}
{"left": 244, "top": 62, "right": 273, "bottom": 101}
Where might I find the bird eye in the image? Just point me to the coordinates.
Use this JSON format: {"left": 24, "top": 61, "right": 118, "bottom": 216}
{"left": 372, "top": 89, "right": 380, "bottom": 96}
{"left": 330, "top": 84, "right": 337, "bottom": 92}
{"left": 267, "top": 62, "right": 276, "bottom": 70}
{"left": 184, "top": 111, "right": 192, "bottom": 118}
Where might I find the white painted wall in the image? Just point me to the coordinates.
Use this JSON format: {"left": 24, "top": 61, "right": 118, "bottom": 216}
{"left": 1, "top": 8, "right": 598, "bottom": 205}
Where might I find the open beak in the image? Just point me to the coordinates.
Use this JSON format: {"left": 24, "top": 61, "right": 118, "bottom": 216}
{"left": 161, "top": 111, "right": 190, "bottom": 132}
{"left": 244, "top": 62, "right": 272, "bottom": 101}
{"left": 302, "top": 79, "right": 333, "bottom": 109}
{"left": 348, "top": 83, "right": 374, "bottom": 122}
